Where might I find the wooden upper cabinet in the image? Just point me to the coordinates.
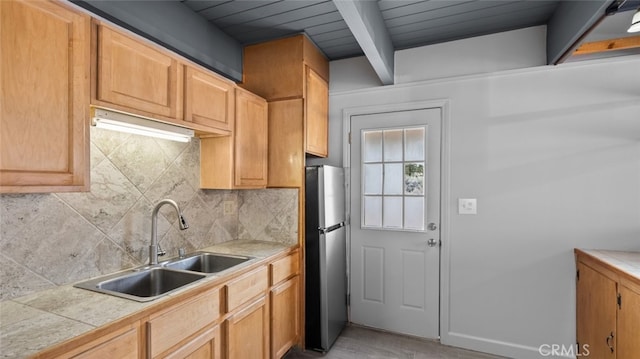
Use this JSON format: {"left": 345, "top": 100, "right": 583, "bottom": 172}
{"left": 234, "top": 88, "right": 268, "bottom": 187}
{"left": 200, "top": 88, "right": 268, "bottom": 189}
{"left": 184, "top": 66, "right": 235, "bottom": 133}
{"left": 243, "top": 34, "right": 330, "bottom": 164}
{"left": 94, "top": 24, "right": 182, "bottom": 121}
{"left": 267, "top": 100, "right": 304, "bottom": 188}
{"left": 0, "top": 0, "right": 90, "bottom": 193}
{"left": 242, "top": 34, "right": 328, "bottom": 101}
{"left": 305, "top": 68, "right": 329, "bottom": 157}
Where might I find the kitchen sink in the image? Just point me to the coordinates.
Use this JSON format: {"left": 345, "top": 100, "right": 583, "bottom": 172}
{"left": 74, "top": 267, "right": 206, "bottom": 302}
{"left": 163, "top": 252, "right": 252, "bottom": 274}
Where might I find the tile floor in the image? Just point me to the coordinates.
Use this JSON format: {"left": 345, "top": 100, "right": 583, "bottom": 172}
{"left": 283, "top": 325, "right": 505, "bottom": 359}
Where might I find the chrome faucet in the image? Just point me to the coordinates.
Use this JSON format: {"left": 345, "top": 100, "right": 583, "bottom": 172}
{"left": 150, "top": 199, "right": 189, "bottom": 265}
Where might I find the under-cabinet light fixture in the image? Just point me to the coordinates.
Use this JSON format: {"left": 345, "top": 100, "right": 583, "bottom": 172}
{"left": 628, "top": 9, "right": 640, "bottom": 33}
{"left": 92, "top": 108, "right": 194, "bottom": 143}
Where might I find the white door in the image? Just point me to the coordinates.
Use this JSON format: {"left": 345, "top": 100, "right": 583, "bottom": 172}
{"left": 349, "top": 108, "right": 441, "bottom": 339}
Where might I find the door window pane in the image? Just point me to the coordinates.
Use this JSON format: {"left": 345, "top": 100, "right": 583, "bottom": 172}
{"left": 384, "top": 163, "right": 403, "bottom": 195}
{"left": 364, "top": 164, "right": 382, "bottom": 195}
{"left": 363, "top": 130, "right": 382, "bottom": 162}
{"left": 404, "top": 163, "right": 424, "bottom": 195}
{"left": 404, "top": 197, "right": 425, "bottom": 230}
{"left": 361, "top": 126, "right": 427, "bottom": 231}
{"left": 383, "top": 130, "right": 403, "bottom": 162}
{"left": 405, "top": 128, "right": 425, "bottom": 161}
{"left": 383, "top": 197, "right": 402, "bottom": 228}
{"left": 364, "top": 196, "right": 382, "bottom": 227}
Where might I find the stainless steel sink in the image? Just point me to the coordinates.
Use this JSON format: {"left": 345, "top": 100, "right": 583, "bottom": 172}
{"left": 163, "top": 252, "right": 252, "bottom": 274}
{"left": 74, "top": 267, "right": 206, "bottom": 302}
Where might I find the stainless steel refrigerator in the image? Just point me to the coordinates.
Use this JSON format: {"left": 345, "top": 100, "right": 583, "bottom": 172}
{"left": 305, "top": 165, "right": 347, "bottom": 352}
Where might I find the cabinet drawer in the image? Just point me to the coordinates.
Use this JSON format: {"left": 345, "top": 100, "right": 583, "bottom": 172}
{"left": 148, "top": 288, "right": 220, "bottom": 357}
{"left": 225, "top": 266, "right": 268, "bottom": 312}
{"left": 270, "top": 252, "right": 299, "bottom": 286}
{"left": 70, "top": 323, "right": 139, "bottom": 359}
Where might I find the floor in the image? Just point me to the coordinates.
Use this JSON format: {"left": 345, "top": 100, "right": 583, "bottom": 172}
{"left": 283, "top": 325, "right": 505, "bottom": 359}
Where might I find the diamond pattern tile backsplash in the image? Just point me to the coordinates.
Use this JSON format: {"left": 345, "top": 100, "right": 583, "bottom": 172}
{"left": 0, "top": 127, "right": 298, "bottom": 301}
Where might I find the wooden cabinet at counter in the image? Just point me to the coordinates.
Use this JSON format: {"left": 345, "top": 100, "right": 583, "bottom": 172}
{"left": 617, "top": 285, "right": 640, "bottom": 358}
{"left": 201, "top": 88, "right": 268, "bottom": 189}
{"left": 270, "top": 251, "right": 300, "bottom": 359}
{"left": 242, "top": 34, "right": 329, "bottom": 164}
{"left": 0, "top": 0, "right": 90, "bottom": 193}
{"left": 576, "top": 261, "right": 617, "bottom": 358}
{"left": 148, "top": 288, "right": 221, "bottom": 358}
{"left": 575, "top": 250, "right": 640, "bottom": 358}
{"left": 224, "top": 266, "right": 270, "bottom": 359}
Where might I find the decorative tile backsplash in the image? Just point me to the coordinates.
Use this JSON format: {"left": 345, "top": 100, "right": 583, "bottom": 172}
{"left": 0, "top": 127, "right": 298, "bottom": 301}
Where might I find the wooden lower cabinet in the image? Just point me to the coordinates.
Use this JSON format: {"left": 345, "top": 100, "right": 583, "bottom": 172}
{"left": 225, "top": 296, "right": 270, "bottom": 359}
{"left": 270, "top": 276, "right": 299, "bottom": 359}
{"left": 48, "top": 322, "right": 140, "bottom": 359}
{"left": 617, "top": 284, "right": 640, "bottom": 358}
{"left": 36, "top": 251, "right": 300, "bottom": 359}
{"left": 576, "top": 262, "right": 617, "bottom": 358}
{"left": 161, "top": 325, "right": 221, "bottom": 359}
{"left": 575, "top": 250, "right": 640, "bottom": 359}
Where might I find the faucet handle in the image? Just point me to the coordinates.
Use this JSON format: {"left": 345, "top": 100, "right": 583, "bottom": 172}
{"left": 157, "top": 243, "right": 167, "bottom": 257}
{"left": 178, "top": 248, "right": 186, "bottom": 258}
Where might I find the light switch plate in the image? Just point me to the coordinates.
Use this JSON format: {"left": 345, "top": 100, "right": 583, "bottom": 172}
{"left": 458, "top": 198, "right": 477, "bottom": 215}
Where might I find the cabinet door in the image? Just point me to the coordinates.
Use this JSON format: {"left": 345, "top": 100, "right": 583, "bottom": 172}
{"left": 184, "top": 66, "right": 234, "bottom": 133}
{"left": 0, "top": 0, "right": 90, "bottom": 193}
{"left": 267, "top": 99, "right": 305, "bottom": 188}
{"left": 618, "top": 284, "right": 640, "bottom": 359}
{"left": 576, "top": 262, "right": 617, "bottom": 358}
{"left": 305, "top": 67, "right": 328, "bottom": 157}
{"left": 95, "top": 25, "right": 182, "bottom": 120}
{"left": 225, "top": 296, "right": 269, "bottom": 359}
{"left": 162, "top": 325, "right": 221, "bottom": 359}
{"left": 270, "top": 276, "right": 299, "bottom": 359}
{"left": 234, "top": 89, "right": 268, "bottom": 187}
{"left": 148, "top": 289, "right": 220, "bottom": 358}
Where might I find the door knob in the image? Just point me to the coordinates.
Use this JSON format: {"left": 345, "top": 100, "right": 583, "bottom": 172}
{"left": 428, "top": 223, "right": 437, "bottom": 231}
{"left": 427, "top": 238, "right": 439, "bottom": 247}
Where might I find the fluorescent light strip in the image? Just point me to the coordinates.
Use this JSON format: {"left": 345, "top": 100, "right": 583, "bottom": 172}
{"left": 92, "top": 109, "right": 194, "bottom": 143}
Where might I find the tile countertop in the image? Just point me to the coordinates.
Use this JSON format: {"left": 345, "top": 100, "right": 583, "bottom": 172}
{"left": 576, "top": 249, "right": 640, "bottom": 282}
{"left": 0, "top": 240, "right": 294, "bottom": 359}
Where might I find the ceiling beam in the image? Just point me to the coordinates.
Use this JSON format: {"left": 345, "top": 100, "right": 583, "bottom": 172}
{"left": 546, "top": 1, "right": 611, "bottom": 65}
{"left": 573, "top": 36, "right": 640, "bottom": 55}
{"left": 333, "top": 0, "right": 394, "bottom": 85}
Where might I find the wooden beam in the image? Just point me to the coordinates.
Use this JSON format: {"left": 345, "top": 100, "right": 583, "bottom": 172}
{"left": 574, "top": 36, "right": 640, "bottom": 55}
{"left": 333, "top": 0, "right": 394, "bottom": 85}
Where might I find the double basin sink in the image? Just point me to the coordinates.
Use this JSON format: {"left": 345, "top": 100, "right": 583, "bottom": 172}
{"left": 74, "top": 252, "right": 252, "bottom": 302}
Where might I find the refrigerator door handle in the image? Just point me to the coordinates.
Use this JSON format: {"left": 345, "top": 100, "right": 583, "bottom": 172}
{"left": 319, "top": 222, "right": 345, "bottom": 234}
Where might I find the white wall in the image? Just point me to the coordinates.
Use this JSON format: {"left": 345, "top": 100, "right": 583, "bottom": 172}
{"left": 395, "top": 26, "right": 547, "bottom": 84}
{"left": 326, "top": 28, "right": 640, "bottom": 358}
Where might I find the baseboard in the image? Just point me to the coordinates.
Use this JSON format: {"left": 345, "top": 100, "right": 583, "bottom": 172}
{"left": 443, "top": 332, "right": 576, "bottom": 359}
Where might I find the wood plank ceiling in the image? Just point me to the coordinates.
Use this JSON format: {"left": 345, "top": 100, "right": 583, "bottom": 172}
{"left": 181, "top": 0, "right": 561, "bottom": 60}
{"left": 177, "top": 0, "right": 640, "bottom": 84}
